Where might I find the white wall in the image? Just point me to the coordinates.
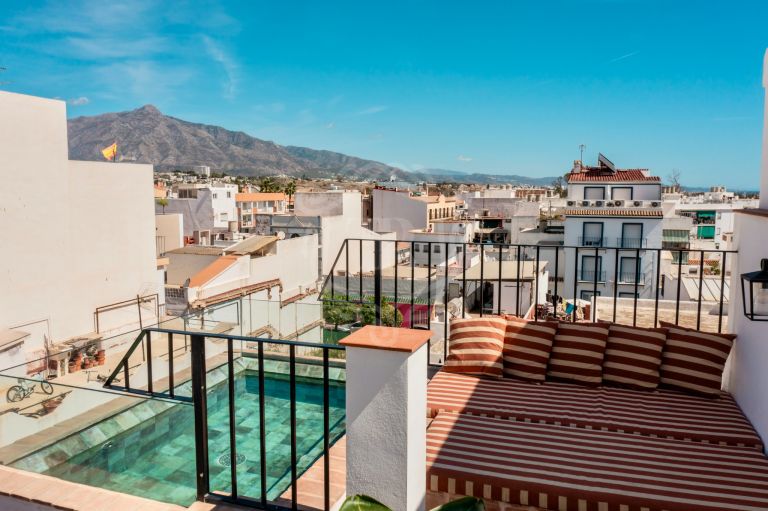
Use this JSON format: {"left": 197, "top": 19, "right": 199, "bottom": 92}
{"left": 372, "top": 189, "right": 428, "bottom": 238}
{"left": 0, "top": 92, "right": 158, "bottom": 364}
{"left": 210, "top": 184, "right": 238, "bottom": 229}
{"left": 567, "top": 183, "right": 661, "bottom": 201}
{"left": 155, "top": 214, "right": 184, "bottom": 254}
{"left": 726, "top": 212, "right": 768, "bottom": 447}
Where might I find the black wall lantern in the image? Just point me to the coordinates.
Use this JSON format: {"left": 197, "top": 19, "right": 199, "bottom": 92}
{"left": 741, "top": 258, "right": 768, "bottom": 321}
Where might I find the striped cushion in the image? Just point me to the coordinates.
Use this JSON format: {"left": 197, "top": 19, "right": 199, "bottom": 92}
{"left": 547, "top": 322, "right": 609, "bottom": 386}
{"left": 427, "top": 411, "right": 768, "bottom": 511}
{"left": 602, "top": 324, "right": 668, "bottom": 390}
{"left": 444, "top": 317, "right": 506, "bottom": 378}
{"left": 660, "top": 321, "right": 736, "bottom": 397}
{"left": 427, "top": 370, "right": 763, "bottom": 449}
{"left": 501, "top": 316, "right": 558, "bottom": 381}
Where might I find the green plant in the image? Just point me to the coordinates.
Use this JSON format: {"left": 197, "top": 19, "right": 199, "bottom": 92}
{"left": 156, "top": 197, "right": 168, "bottom": 213}
{"left": 284, "top": 180, "right": 297, "bottom": 201}
{"left": 259, "top": 176, "right": 281, "bottom": 193}
{"left": 340, "top": 495, "right": 484, "bottom": 511}
{"left": 360, "top": 296, "right": 403, "bottom": 327}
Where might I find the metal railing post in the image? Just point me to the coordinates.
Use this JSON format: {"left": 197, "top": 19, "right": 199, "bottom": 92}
{"left": 190, "top": 334, "right": 209, "bottom": 502}
{"left": 374, "top": 239, "right": 382, "bottom": 326}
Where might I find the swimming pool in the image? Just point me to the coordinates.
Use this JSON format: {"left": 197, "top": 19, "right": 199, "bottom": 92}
{"left": 23, "top": 370, "right": 345, "bottom": 506}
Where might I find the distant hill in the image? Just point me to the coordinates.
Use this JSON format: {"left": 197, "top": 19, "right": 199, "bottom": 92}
{"left": 67, "top": 105, "right": 557, "bottom": 185}
{"left": 67, "top": 105, "right": 408, "bottom": 180}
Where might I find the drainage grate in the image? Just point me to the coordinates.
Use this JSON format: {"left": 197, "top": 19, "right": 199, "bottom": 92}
{"left": 217, "top": 453, "right": 246, "bottom": 467}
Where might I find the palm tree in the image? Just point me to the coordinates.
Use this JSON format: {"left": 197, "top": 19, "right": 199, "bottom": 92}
{"left": 259, "top": 176, "right": 280, "bottom": 193}
{"left": 284, "top": 180, "right": 296, "bottom": 202}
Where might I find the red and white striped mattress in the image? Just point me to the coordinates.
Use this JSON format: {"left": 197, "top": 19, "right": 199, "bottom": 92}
{"left": 427, "top": 371, "right": 762, "bottom": 450}
{"left": 427, "top": 412, "right": 768, "bottom": 511}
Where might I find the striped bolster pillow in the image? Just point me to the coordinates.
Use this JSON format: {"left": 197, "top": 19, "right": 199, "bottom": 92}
{"left": 502, "top": 315, "right": 558, "bottom": 381}
{"left": 603, "top": 324, "right": 668, "bottom": 390}
{"left": 659, "top": 321, "right": 736, "bottom": 397}
{"left": 547, "top": 322, "right": 610, "bottom": 386}
{"left": 444, "top": 317, "right": 506, "bottom": 378}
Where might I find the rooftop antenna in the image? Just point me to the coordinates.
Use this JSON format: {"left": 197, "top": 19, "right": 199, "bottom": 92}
{"left": 579, "top": 144, "right": 586, "bottom": 164}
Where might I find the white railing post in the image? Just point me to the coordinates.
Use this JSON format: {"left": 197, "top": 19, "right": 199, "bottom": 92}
{"left": 341, "top": 325, "right": 431, "bottom": 511}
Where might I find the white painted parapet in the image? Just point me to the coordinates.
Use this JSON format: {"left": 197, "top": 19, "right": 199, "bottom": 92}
{"left": 341, "top": 325, "right": 432, "bottom": 511}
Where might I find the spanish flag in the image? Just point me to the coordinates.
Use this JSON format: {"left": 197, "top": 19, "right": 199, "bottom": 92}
{"left": 101, "top": 142, "right": 117, "bottom": 161}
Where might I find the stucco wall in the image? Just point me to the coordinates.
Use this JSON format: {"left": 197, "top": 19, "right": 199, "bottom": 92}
{"left": 0, "top": 92, "right": 157, "bottom": 358}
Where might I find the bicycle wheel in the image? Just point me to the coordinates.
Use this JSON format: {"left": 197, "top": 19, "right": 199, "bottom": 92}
{"left": 40, "top": 381, "right": 54, "bottom": 395}
{"left": 6, "top": 386, "right": 24, "bottom": 403}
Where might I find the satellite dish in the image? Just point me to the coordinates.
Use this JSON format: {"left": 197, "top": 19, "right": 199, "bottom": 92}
{"left": 276, "top": 231, "right": 286, "bottom": 240}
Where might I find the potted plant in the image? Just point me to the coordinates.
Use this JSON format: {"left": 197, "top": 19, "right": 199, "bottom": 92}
{"left": 340, "top": 495, "right": 484, "bottom": 511}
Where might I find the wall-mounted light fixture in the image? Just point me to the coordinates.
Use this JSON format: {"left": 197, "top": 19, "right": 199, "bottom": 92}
{"left": 741, "top": 258, "right": 768, "bottom": 321}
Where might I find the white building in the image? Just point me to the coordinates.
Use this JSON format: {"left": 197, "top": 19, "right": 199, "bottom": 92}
{"left": 164, "top": 235, "right": 319, "bottom": 315}
{"left": 0, "top": 91, "right": 161, "bottom": 373}
{"left": 372, "top": 188, "right": 456, "bottom": 239}
{"left": 236, "top": 192, "right": 288, "bottom": 232}
{"left": 160, "top": 183, "right": 238, "bottom": 238}
{"left": 409, "top": 220, "right": 475, "bottom": 267}
{"left": 562, "top": 156, "right": 664, "bottom": 302}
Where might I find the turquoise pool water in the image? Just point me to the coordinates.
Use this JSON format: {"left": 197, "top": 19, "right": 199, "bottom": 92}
{"left": 38, "top": 370, "right": 346, "bottom": 506}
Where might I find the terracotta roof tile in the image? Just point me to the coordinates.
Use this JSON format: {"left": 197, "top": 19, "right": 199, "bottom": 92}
{"left": 188, "top": 255, "right": 239, "bottom": 287}
{"left": 566, "top": 170, "right": 660, "bottom": 183}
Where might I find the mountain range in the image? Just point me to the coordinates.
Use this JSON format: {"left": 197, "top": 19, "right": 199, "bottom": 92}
{"left": 67, "top": 105, "right": 559, "bottom": 185}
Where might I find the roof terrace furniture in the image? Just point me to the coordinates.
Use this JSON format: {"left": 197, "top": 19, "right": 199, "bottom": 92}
{"left": 424, "top": 316, "right": 767, "bottom": 511}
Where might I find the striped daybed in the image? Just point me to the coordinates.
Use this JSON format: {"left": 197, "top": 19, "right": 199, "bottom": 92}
{"left": 427, "top": 411, "right": 768, "bottom": 511}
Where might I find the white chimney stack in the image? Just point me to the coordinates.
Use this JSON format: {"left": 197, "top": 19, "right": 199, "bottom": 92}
{"left": 761, "top": 49, "right": 768, "bottom": 209}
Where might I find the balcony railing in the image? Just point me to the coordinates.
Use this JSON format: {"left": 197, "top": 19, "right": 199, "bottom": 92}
{"left": 578, "top": 236, "right": 606, "bottom": 247}
{"left": 104, "top": 327, "right": 346, "bottom": 510}
{"left": 617, "top": 237, "right": 647, "bottom": 248}
{"left": 579, "top": 270, "right": 607, "bottom": 282}
{"left": 320, "top": 239, "right": 736, "bottom": 365}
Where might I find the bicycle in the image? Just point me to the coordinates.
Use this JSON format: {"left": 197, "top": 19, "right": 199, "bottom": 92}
{"left": 6, "top": 373, "right": 54, "bottom": 403}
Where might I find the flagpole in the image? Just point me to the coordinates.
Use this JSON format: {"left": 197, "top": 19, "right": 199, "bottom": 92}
{"left": 114, "top": 139, "right": 117, "bottom": 163}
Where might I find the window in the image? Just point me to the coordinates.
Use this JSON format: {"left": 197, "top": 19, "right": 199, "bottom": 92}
{"left": 581, "top": 255, "right": 603, "bottom": 281}
{"left": 619, "top": 256, "right": 639, "bottom": 283}
{"left": 227, "top": 191, "right": 231, "bottom": 198}
{"left": 212, "top": 193, "right": 218, "bottom": 199}
{"left": 414, "top": 244, "right": 420, "bottom": 252}
{"left": 220, "top": 213, "right": 228, "bottom": 222}
{"left": 434, "top": 245, "right": 441, "bottom": 253}
{"left": 581, "top": 222, "right": 604, "bottom": 246}
{"left": 619, "top": 292, "right": 639, "bottom": 298}
{"left": 580, "top": 290, "right": 601, "bottom": 301}
{"left": 423, "top": 244, "right": 430, "bottom": 252}
{"left": 584, "top": 187, "right": 605, "bottom": 200}
{"left": 612, "top": 187, "right": 633, "bottom": 200}
{"left": 621, "top": 223, "right": 643, "bottom": 248}
{"left": 456, "top": 246, "right": 463, "bottom": 254}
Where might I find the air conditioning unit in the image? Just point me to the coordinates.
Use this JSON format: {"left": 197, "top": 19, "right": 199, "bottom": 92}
{"left": 567, "top": 200, "right": 576, "bottom": 207}
{"left": 613, "top": 200, "right": 624, "bottom": 207}
{"left": 633, "top": 200, "right": 642, "bottom": 207}
{"left": 651, "top": 201, "right": 661, "bottom": 207}
{"left": 594, "top": 200, "right": 605, "bottom": 207}
{"left": 581, "top": 200, "right": 591, "bottom": 207}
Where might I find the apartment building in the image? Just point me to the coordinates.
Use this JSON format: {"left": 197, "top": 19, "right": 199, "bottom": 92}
{"left": 236, "top": 192, "right": 288, "bottom": 233}
{"left": 562, "top": 155, "right": 663, "bottom": 301}
{"left": 371, "top": 187, "right": 456, "bottom": 238}
{"left": 0, "top": 91, "right": 161, "bottom": 373}
{"left": 409, "top": 220, "right": 475, "bottom": 267}
{"left": 156, "top": 183, "right": 238, "bottom": 240}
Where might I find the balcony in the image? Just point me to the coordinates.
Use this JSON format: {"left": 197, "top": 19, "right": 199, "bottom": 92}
{"left": 578, "top": 236, "right": 606, "bottom": 247}
{"left": 617, "top": 237, "right": 647, "bottom": 248}
{"left": 578, "top": 269, "right": 607, "bottom": 282}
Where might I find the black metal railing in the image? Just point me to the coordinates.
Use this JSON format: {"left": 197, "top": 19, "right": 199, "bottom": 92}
{"left": 320, "top": 239, "right": 736, "bottom": 365}
{"left": 104, "top": 327, "right": 345, "bottom": 510}
{"left": 578, "top": 236, "right": 606, "bottom": 247}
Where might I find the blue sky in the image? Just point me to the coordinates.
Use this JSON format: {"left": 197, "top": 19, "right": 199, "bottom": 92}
{"left": 1, "top": 1, "right": 766, "bottom": 188}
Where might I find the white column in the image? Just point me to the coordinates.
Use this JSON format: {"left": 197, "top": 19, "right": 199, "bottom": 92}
{"left": 342, "top": 326, "right": 430, "bottom": 511}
